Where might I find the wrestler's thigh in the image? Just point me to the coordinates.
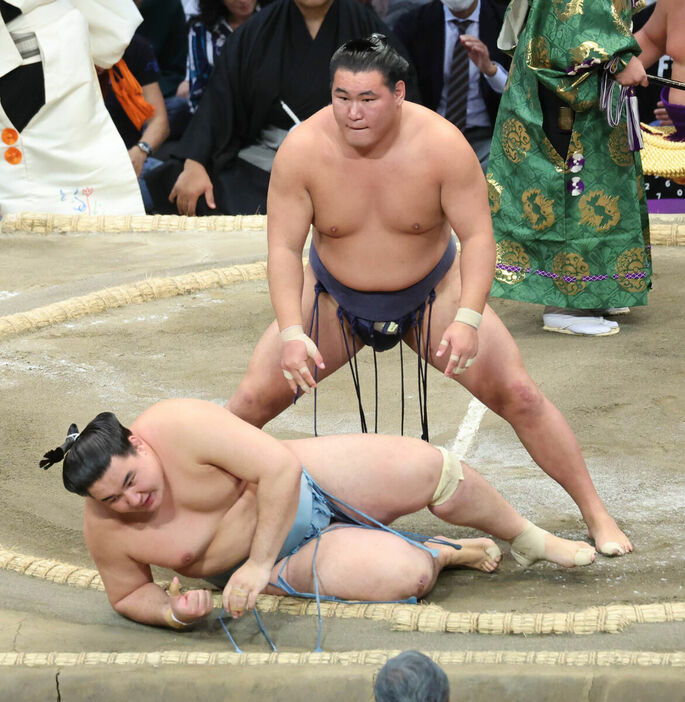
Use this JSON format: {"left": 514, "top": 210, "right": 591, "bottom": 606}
{"left": 234, "top": 266, "right": 363, "bottom": 396}
{"left": 401, "top": 257, "right": 528, "bottom": 390}
{"left": 455, "top": 306, "right": 530, "bottom": 399}
{"left": 401, "top": 253, "right": 461, "bottom": 369}
{"left": 265, "top": 527, "right": 434, "bottom": 602}
{"left": 283, "top": 433, "right": 442, "bottom": 522}
{"left": 299, "top": 266, "right": 366, "bottom": 375}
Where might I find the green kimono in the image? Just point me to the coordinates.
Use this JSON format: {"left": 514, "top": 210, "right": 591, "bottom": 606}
{"left": 487, "top": 0, "right": 651, "bottom": 309}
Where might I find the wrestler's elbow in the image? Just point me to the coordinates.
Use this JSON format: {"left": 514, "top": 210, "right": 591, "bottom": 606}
{"left": 259, "top": 452, "right": 302, "bottom": 487}
{"left": 112, "top": 595, "right": 139, "bottom": 622}
{"left": 279, "top": 456, "right": 303, "bottom": 482}
{"left": 112, "top": 597, "right": 130, "bottom": 617}
{"left": 109, "top": 582, "right": 152, "bottom": 622}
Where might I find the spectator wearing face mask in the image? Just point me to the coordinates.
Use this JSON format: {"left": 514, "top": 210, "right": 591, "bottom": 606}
{"left": 393, "top": 0, "right": 510, "bottom": 172}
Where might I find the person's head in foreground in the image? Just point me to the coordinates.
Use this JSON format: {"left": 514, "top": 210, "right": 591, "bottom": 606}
{"left": 374, "top": 650, "right": 450, "bottom": 702}
{"left": 329, "top": 34, "right": 409, "bottom": 150}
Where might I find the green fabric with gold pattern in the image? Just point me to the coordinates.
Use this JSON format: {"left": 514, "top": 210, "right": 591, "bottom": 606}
{"left": 487, "top": 0, "right": 651, "bottom": 309}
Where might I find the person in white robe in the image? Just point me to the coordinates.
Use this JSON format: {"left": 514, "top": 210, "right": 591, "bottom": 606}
{"left": 0, "top": 0, "right": 145, "bottom": 216}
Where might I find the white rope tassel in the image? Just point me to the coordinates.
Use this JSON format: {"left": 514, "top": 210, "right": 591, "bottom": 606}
{"left": 627, "top": 91, "right": 644, "bottom": 151}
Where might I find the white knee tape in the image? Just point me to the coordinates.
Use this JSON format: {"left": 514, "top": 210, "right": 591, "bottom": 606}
{"left": 430, "top": 447, "right": 464, "bottom": 506}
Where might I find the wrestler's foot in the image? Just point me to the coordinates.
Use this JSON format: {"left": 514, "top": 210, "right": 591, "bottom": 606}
{"left": 429, "top": 535, "right": 502, "bottom": 573}
{"left": 510, "top": 520, "right": 595, "bottom": 568}
{"left": 587, "top": 515, "right": 633, "bottom": 557}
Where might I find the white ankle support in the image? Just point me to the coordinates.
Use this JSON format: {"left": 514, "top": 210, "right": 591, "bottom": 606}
{"left": 510, "top": 520, "right": 595, "bottom": 567}
{"left": 430, "top": 448, "right": 464, "bottom": 506}
{"left": 510, "top": 520, "right": 548, "bottom": 567}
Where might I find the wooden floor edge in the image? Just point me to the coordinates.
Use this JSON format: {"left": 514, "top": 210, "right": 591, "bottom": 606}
{"left": 1, "top": 212, "right": 684, "bottom": 245}
{"left": 0, "top": 649, "right": 683, "bottom": 667}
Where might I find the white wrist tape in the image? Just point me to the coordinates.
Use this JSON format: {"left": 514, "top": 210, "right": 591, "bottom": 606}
{"left": 165, "top": 606, "right": 192, "bottom": 629}
{"left": 171, "top": 610, "right": 192, "bottom": 626}
{"left": 453, "top": 308, "right": 482, "bottom": 330}
{"left": 280, "top": 325, "right": 318, "bottom": 358}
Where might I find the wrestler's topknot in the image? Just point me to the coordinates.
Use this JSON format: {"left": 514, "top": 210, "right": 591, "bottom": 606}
{"left": 59, "top": 412, "right": 135, "bottom": 496}
{"left": 330, "top": 34, "right": 409, "bottom": 90}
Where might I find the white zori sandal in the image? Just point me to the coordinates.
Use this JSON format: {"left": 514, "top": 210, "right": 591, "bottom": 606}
{"left": 542, "top": 312, "right": 619, "bottom": 336}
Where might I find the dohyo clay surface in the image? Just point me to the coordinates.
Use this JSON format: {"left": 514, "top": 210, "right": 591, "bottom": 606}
{"left": 0, "top": 214, "right": 683, "bottom": 701}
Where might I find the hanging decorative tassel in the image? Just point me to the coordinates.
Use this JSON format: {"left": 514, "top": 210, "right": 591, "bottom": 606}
{"left": 626, "top": 88, "right": 644, "bottom": 152}
{"left": 108, "top": 59, "right": 155, "bottom": 130}
{"left": 600, "top": 59, "right": 643, "bottom": 153}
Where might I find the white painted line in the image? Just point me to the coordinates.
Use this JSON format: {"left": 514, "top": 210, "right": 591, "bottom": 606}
{"left": 447, "top": 397, "right": 488, "bottom": 459}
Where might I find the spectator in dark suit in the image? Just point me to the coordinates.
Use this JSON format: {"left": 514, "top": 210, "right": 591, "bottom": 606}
{"left": 394, "top": 0, "right": 509, "bottom": 171}
{"left": 135, "top": 0, "right": 190, "bottom": 139}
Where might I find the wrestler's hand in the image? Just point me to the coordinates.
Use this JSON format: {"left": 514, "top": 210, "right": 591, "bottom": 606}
{"left": 615, "top": 55, "right": 648, "bottom": 88}
{"left": 654, "top": 102, "right": 673, "bottom": 127}
{"left": 223, "top": 560, "right": 272, "bottom": 618}
{"left": 169, "top": 158, "right": 216, "bottom": 216}
{"left": 460, "top": 34, "right": 497, "bottom": 77}
{"left": 280, "top": 325, "right": 325, "bottom": 395}
{"left": 168, "top": 577, "right": 214, "bottom": 625}
{"left": 436, "top": 322, "right": 478, "bottom": 377}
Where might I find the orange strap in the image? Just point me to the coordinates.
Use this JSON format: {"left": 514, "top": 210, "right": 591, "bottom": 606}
{"left": 108, "top": 59, "right": 155, "bottom": 131}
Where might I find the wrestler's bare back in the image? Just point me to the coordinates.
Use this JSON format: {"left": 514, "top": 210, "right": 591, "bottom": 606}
{"left": 287, "top": 100, "right": 488, "bottom": 291}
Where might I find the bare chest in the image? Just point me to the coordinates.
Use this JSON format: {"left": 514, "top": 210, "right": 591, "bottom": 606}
{"left": 309, "top": 153, "right": 443, "bottom": 237}
{"left": 125, "top": 508, "right": 227, "bottom": 572}
{"left": 124, "top": 473, "right": 255, "bottom": 575}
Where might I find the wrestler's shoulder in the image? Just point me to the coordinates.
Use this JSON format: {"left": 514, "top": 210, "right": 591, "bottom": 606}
{"left": 402, "top": 102, "right": 472, "bottom": 153}
{"left": 285, "top": 107, "right": 334, "bottom": 146}
{"left": 84, "top": 497, "right": 125, "bottom": 531}
{"left": 131, "top": 399, "right": 224, "bottom": 433}
{"left": 665, "top": 0, "right": 685, "bottom": 28}
{"left": 274, "top": 108, "right": 336, "bottom": 172}
{"left": 648, "top": 0, "right": 676, "bottom": 23}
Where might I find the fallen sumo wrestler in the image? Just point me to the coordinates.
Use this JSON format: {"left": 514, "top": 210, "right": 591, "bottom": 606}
{"left": 41, "top": 399, "right": 595, "bottom": 650}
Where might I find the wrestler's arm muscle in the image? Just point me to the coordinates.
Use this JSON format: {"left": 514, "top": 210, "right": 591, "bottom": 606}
{"left": 635, "top": 1, "right": 668, "bottom": 68}
{"left": 84, "top": 517, "right": 175, "bottom": 626}
{"left": 266, "top": 129, "right": 315, "bottom": 329}
{"left": 439, "top": 133, "right": 496, "bottom": 313}
{"left": 155, "top": 399, "right": 302, "bottom": 609}
{"left": 432, "top": 127, "right": 496, "bottom": 372}
{"left": 175, "top": 400, "right": 301, "bottom": 560}
{"left": 264, "top": 128, "right": 324, "bottom": 393}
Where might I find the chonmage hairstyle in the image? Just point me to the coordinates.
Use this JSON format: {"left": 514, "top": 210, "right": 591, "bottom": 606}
{"left": 41, "top": 413, "right": 136, "bottom": 496}
{"left": 374, "top": 650, "right": 450, "bottom": 702}
{"left": 329, "top": 34, "right": 409, "bottom": 91}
